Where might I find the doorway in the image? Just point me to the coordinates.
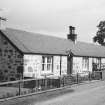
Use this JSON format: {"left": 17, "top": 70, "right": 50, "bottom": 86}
{"left": 67, "top": 56, "right": 73, "bottom": 74}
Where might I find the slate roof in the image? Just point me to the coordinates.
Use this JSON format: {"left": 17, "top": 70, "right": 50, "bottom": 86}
{"left": 1, "top": 28, "right": 105, "bottom": 57}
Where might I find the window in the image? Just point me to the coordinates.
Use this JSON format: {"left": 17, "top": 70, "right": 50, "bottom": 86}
{"left": 92, "top": 58, "right": 100, "bottom": 70}
{"left": 42, "top": 56, "right": 45, "bottom": 71}
{"left": 93, "top": 58, "right": 100, "bottom": 64}
{"left": 82, "top": 57, "right": 89, "bottom": 69}
{"left": 42, "top": 56, "right": 52, "bottom": 71}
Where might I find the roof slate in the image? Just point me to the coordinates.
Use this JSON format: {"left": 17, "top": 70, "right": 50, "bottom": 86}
{"left": 1, "top": 28, "right": 105, "bottom": 57}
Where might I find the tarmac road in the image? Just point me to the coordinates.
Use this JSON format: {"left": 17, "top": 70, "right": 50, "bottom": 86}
{"left": 35, "top": 82, "right": 105, "bottom": 105}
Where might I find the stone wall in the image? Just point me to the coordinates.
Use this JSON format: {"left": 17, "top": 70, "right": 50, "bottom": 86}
{"left": 0, "top": 32, "right": 23, "bottom": 81}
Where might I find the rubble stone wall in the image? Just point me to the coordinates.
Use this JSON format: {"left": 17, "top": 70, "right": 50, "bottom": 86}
{"left": 0, "top": 32, "right": 23, "bottom": 81}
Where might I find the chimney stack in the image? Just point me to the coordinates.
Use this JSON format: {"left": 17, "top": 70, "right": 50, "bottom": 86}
{"left": 67, "top": 26, "right": 77, "bottom": 43}
{"left": 0, "top": 16, "right": 7, "bottom": 30}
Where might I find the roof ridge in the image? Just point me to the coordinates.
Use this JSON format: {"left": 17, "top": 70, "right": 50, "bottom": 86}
{"left": 1, "top": 27, "right": 105, "bottom": 57}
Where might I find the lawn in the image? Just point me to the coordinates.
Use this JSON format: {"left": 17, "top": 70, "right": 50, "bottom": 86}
{"left": 0, "top": 86, "right": 29, "bottom": 99}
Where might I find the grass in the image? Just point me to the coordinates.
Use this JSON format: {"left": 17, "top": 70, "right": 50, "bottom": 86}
{"left": 0, "top": 87, "right": 29, "bottom": 99}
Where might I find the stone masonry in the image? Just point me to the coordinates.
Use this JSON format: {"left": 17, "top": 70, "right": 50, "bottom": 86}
{"left": 0, "top": 32, "right": 23, "bottom": 82}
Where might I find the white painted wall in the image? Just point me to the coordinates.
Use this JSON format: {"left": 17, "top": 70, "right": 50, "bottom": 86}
{"left": 23, "top": 55, "right": 67, "bottom": 78}
{"left": 23, "top": 55, "right": 42, "bottom": 78}
{"left": 73, "top": 57, "right": 92, "bottom": 74}
{"left": 73, "top": 57, "right": 82, "bottom": 73}
{"left": 23, "top": 54, "right": 95, "bottom": 78}
{"left": 53, "top": 56, "right": 60, "bottom": 76}
{"left": 89, "top": 58, "right": 92, "bottom": 72}
{"left": 61, "top": 56, "right": 67, "bottom": 75}
{"left": 101, "top": 58, "right": 105, "bottom": 63}
{"left": 53, "top": 56, "right": 67, "bottom": 76}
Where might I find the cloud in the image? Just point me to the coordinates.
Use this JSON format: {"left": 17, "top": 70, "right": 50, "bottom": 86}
{"left": 1, "top": 0, "right": 105, "bottom": 42}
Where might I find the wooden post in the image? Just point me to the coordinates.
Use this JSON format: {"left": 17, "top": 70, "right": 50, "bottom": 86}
{"left": 63, "top": 76, "right": 65, "bottom": 87}
{"left": 52, "top": 56, "right": 54, "bottom": 73}
{"left": 19, "top": 80, "right": 21, "bottom": 95}
{"left": 60, "top": 56, "right": 62, "bottom": 75}
{"left": 77, "top": 73, "right": 79, "bottom": 84}
{"left": 18, "top": 74, "right": 21, "bottom": 95}
{"left": 45, "top": 75, "right": 47, "bottom": 89}
{"left": 36, "top": 78, "right": 38, "bottom": 91}
{"left": 89, "top": 71, "right": 91, "bottom": 81}
{"left": 59, "top": 76, "right": 61, "bottom": 88}
{"left": 100, "top": 58, "right": 102, "bottom": 79}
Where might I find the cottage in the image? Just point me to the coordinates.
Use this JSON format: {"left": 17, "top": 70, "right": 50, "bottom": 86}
{"left": 0, "top": 26, "right": 105, "bottom": 81}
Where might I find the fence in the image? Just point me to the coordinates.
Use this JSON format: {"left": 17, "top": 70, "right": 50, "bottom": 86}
{"left": 0, "top": 71, "right": 102, "bottom": 100}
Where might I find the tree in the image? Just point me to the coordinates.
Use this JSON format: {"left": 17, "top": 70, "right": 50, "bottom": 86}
{"left": 93, "top": 21, "right": 105, "bottom": 46}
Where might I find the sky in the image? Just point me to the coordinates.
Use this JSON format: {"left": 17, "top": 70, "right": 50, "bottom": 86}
{"left": 0, "top": 0, "right": 105, "bottom": 43}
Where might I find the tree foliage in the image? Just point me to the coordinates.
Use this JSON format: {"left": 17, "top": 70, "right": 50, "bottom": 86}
{"left": 93, "top": 21, "right": 105, "bottom": 45}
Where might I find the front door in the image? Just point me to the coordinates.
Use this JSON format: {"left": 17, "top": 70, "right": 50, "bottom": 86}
{"left": 67, "top": 56, "right": 73, "bottom": 74}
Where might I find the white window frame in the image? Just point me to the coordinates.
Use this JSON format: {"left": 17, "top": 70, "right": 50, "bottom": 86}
{"left": 82, "top": 57, "right": 89, "bottom": 70}
{"left": 92, "top": 58, "right": 100, "bottom": 69}
{"left": 42, "top": 56, "right": 53, "bottom": 72}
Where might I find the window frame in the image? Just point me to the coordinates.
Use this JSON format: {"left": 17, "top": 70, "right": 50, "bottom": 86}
{"left": 42, "top": 56, "right": 53, "bottom": 72}
{"left": 82, "top": 57, "right": 89, "bottom": 70}
{"left": 92, "top": 58, "right": 101, "bottom": 70}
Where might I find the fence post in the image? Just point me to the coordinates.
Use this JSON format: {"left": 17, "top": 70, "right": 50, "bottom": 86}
{"left": 36, "top": 79, "right": 38, "bottom": 91}
{"left": 59, "top": 76, "right": 61, "bottom": 88}
{"left": 100, "top": 71, "right": 102, "bottom": 80}
{"left": 19, "top": 80, "right": 21, "bottom": 95}
{"left": 89, "top": 71, "right": 91, "bottom": 81}
{"left": 63, "top": 76, "right": 65, "bottom": 87}
{"left": 45, "top": 76, "right": 47, "bottom": 89}
{"left": 77, "top": 73, "right": 79, "bottom": 84}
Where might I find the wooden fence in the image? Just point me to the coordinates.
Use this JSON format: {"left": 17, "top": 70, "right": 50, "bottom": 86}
{"left": 0, "top": 71, "right": 103, "bottom": 100}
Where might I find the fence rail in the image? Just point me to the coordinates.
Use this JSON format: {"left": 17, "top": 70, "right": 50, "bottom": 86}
{"left": 0, "top": 71, "right": 103, "bottom": 100}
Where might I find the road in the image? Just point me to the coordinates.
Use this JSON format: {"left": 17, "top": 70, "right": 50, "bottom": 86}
{"left": 34, "top": 81, "right": 105, "bottom": 105}
{"left": 0, "top": 80, "right": 105, "bottom": 105}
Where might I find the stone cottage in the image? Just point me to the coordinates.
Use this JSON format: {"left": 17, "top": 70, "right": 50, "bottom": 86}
{"left": 0, "top": 26, "right": 105, "bottom": 81}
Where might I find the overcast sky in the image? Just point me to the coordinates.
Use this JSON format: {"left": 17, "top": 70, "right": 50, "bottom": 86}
{"left": 0, "top": 0, "right": 105, "bottom": 42}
